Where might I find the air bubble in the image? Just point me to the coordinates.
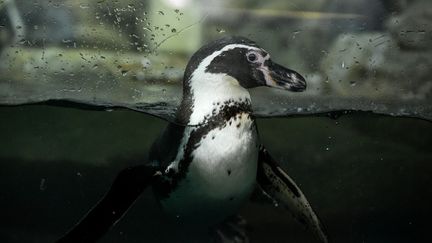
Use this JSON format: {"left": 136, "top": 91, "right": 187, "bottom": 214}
{"left": 40, "top": 178, "right": 47, "bottom": 191}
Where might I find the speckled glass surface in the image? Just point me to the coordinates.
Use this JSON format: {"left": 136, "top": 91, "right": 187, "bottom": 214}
{"left": 1, "top": 1, "right": 431, "bottom": 242}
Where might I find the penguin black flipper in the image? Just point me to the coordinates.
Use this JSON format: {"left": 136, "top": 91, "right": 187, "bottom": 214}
{"left": 57, "top": 165, "right": 160, "bottom": 243}
{"left": 149, "top": 122, "right": 186, "bottom": 167}
{"left": 256, "top": 146, "right": 329, "bottom": 243}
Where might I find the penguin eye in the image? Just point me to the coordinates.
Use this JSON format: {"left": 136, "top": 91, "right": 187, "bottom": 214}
{"left": 247, "top": 53, "right": 258, "bottom": 63}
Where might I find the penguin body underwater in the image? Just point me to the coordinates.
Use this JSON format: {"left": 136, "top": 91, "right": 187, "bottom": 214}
{"left": 57, "top": 36, "right": 328, "bottom": 243}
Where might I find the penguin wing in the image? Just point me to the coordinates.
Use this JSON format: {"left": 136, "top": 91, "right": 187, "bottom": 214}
{"left": 57, "top": 122, "right": 185, "bottom": 242}
{"left": 149, "top": 122, "right": 186, "bottom": 168}
{"left": 256, "top": 146, "right": 329, "bottom": 243}
{"left": 57, "top": 165, "right": 160, "bottom": 243}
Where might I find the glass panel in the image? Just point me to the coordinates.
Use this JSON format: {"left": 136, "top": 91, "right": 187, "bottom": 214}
{"left": 1, "top": 0, "right": 431, "bottom": 122}
{"left": 1, "top": 1, "right": 431, "bottom": 242}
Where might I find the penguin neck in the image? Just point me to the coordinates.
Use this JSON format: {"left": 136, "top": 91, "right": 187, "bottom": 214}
{"left": 176, "top": 73, "right": 252, "bottom": 125}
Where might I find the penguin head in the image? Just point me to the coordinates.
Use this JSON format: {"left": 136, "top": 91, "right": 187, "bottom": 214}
{"left": 184, "top": 36, "right": 306, "bottom": 92}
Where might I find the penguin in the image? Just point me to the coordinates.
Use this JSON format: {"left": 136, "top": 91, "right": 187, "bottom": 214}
{"left": 56, "top": 36, "right": 328, "bottom": 243}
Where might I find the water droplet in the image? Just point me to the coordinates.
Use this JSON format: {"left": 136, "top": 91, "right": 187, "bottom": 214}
{"left": 350, "top": 80, "right": 356, "bottom": 86}
{"left": 216, "top": 28, "right": 225, "bottom": 33}
{"left": 325, "top": 147, "right": 330, "bottom": 151}
{"left": 171, "top": 28, "right": 177, "bottom": 33}
{"left": 158, "top": 10, "right": 164, "bottom": 15}
{"left": 92, "top": 64, "right": 99, "bottom": 69}
{"left": 341, "top": 61, "right": 345, "bottom": 68}
{"left": 121, "top": 70, "right": 128, "bottom": 76}
{"left": 292, "top": 30, "right": 301, "bottom": 39}
{"left": 79, "top": 3, "right": 90, "bottom": 9}
{"left": 174, "top": 9, "right": 180, "bottom": 13}
{"left": 16, "top": 25, "right": 22, "bottom": 29}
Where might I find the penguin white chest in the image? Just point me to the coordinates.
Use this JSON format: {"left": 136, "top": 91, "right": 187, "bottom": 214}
{"left": 161, "top": 113, "right": 258, "bottom": 224}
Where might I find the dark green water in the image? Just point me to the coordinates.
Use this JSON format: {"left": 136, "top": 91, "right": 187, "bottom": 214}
{"left": 1, "top": 105, "right": 431, "bottom": 243}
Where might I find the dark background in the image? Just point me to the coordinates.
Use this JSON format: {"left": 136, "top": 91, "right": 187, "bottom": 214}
{"left": 1, "top": 105, "right": 431, "bottom": 242}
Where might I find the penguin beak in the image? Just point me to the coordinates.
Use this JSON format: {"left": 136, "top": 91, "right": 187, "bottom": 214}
{"left": 261, "top": 61, "right": 306, "bottom": 92}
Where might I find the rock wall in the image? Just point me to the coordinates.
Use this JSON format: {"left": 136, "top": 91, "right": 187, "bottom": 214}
{"left": 321, "top": 0, "right": 432, "bottom": 99}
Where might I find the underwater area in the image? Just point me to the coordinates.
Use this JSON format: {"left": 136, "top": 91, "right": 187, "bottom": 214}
{"left": 1, "top": 106, "right": 431, "bottom": 242}
{"left": 1, "top": 0, "right": 432, "bottom": 242}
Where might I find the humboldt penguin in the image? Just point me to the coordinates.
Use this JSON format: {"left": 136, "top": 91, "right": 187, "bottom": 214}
{"left": 57, "top": 36, "right": 328, "bottom": 243}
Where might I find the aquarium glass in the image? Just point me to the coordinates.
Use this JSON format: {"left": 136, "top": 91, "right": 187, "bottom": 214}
{"left": 0, "top": 0, "right": 431, "bottom": 242}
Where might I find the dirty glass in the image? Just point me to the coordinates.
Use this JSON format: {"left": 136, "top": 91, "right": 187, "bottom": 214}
{"left": 1, "top": 0, "right": 431, "bottom": 121}
{"left": 1, "top": 0, "right": 431, "bottom": 242}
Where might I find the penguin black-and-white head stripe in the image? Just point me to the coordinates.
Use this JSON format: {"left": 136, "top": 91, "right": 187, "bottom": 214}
{"left": 176, "top": 36, "right": 306, "bottom": 125}
{"left": 184, "top": 36, "right": 306, "bottom": 91}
